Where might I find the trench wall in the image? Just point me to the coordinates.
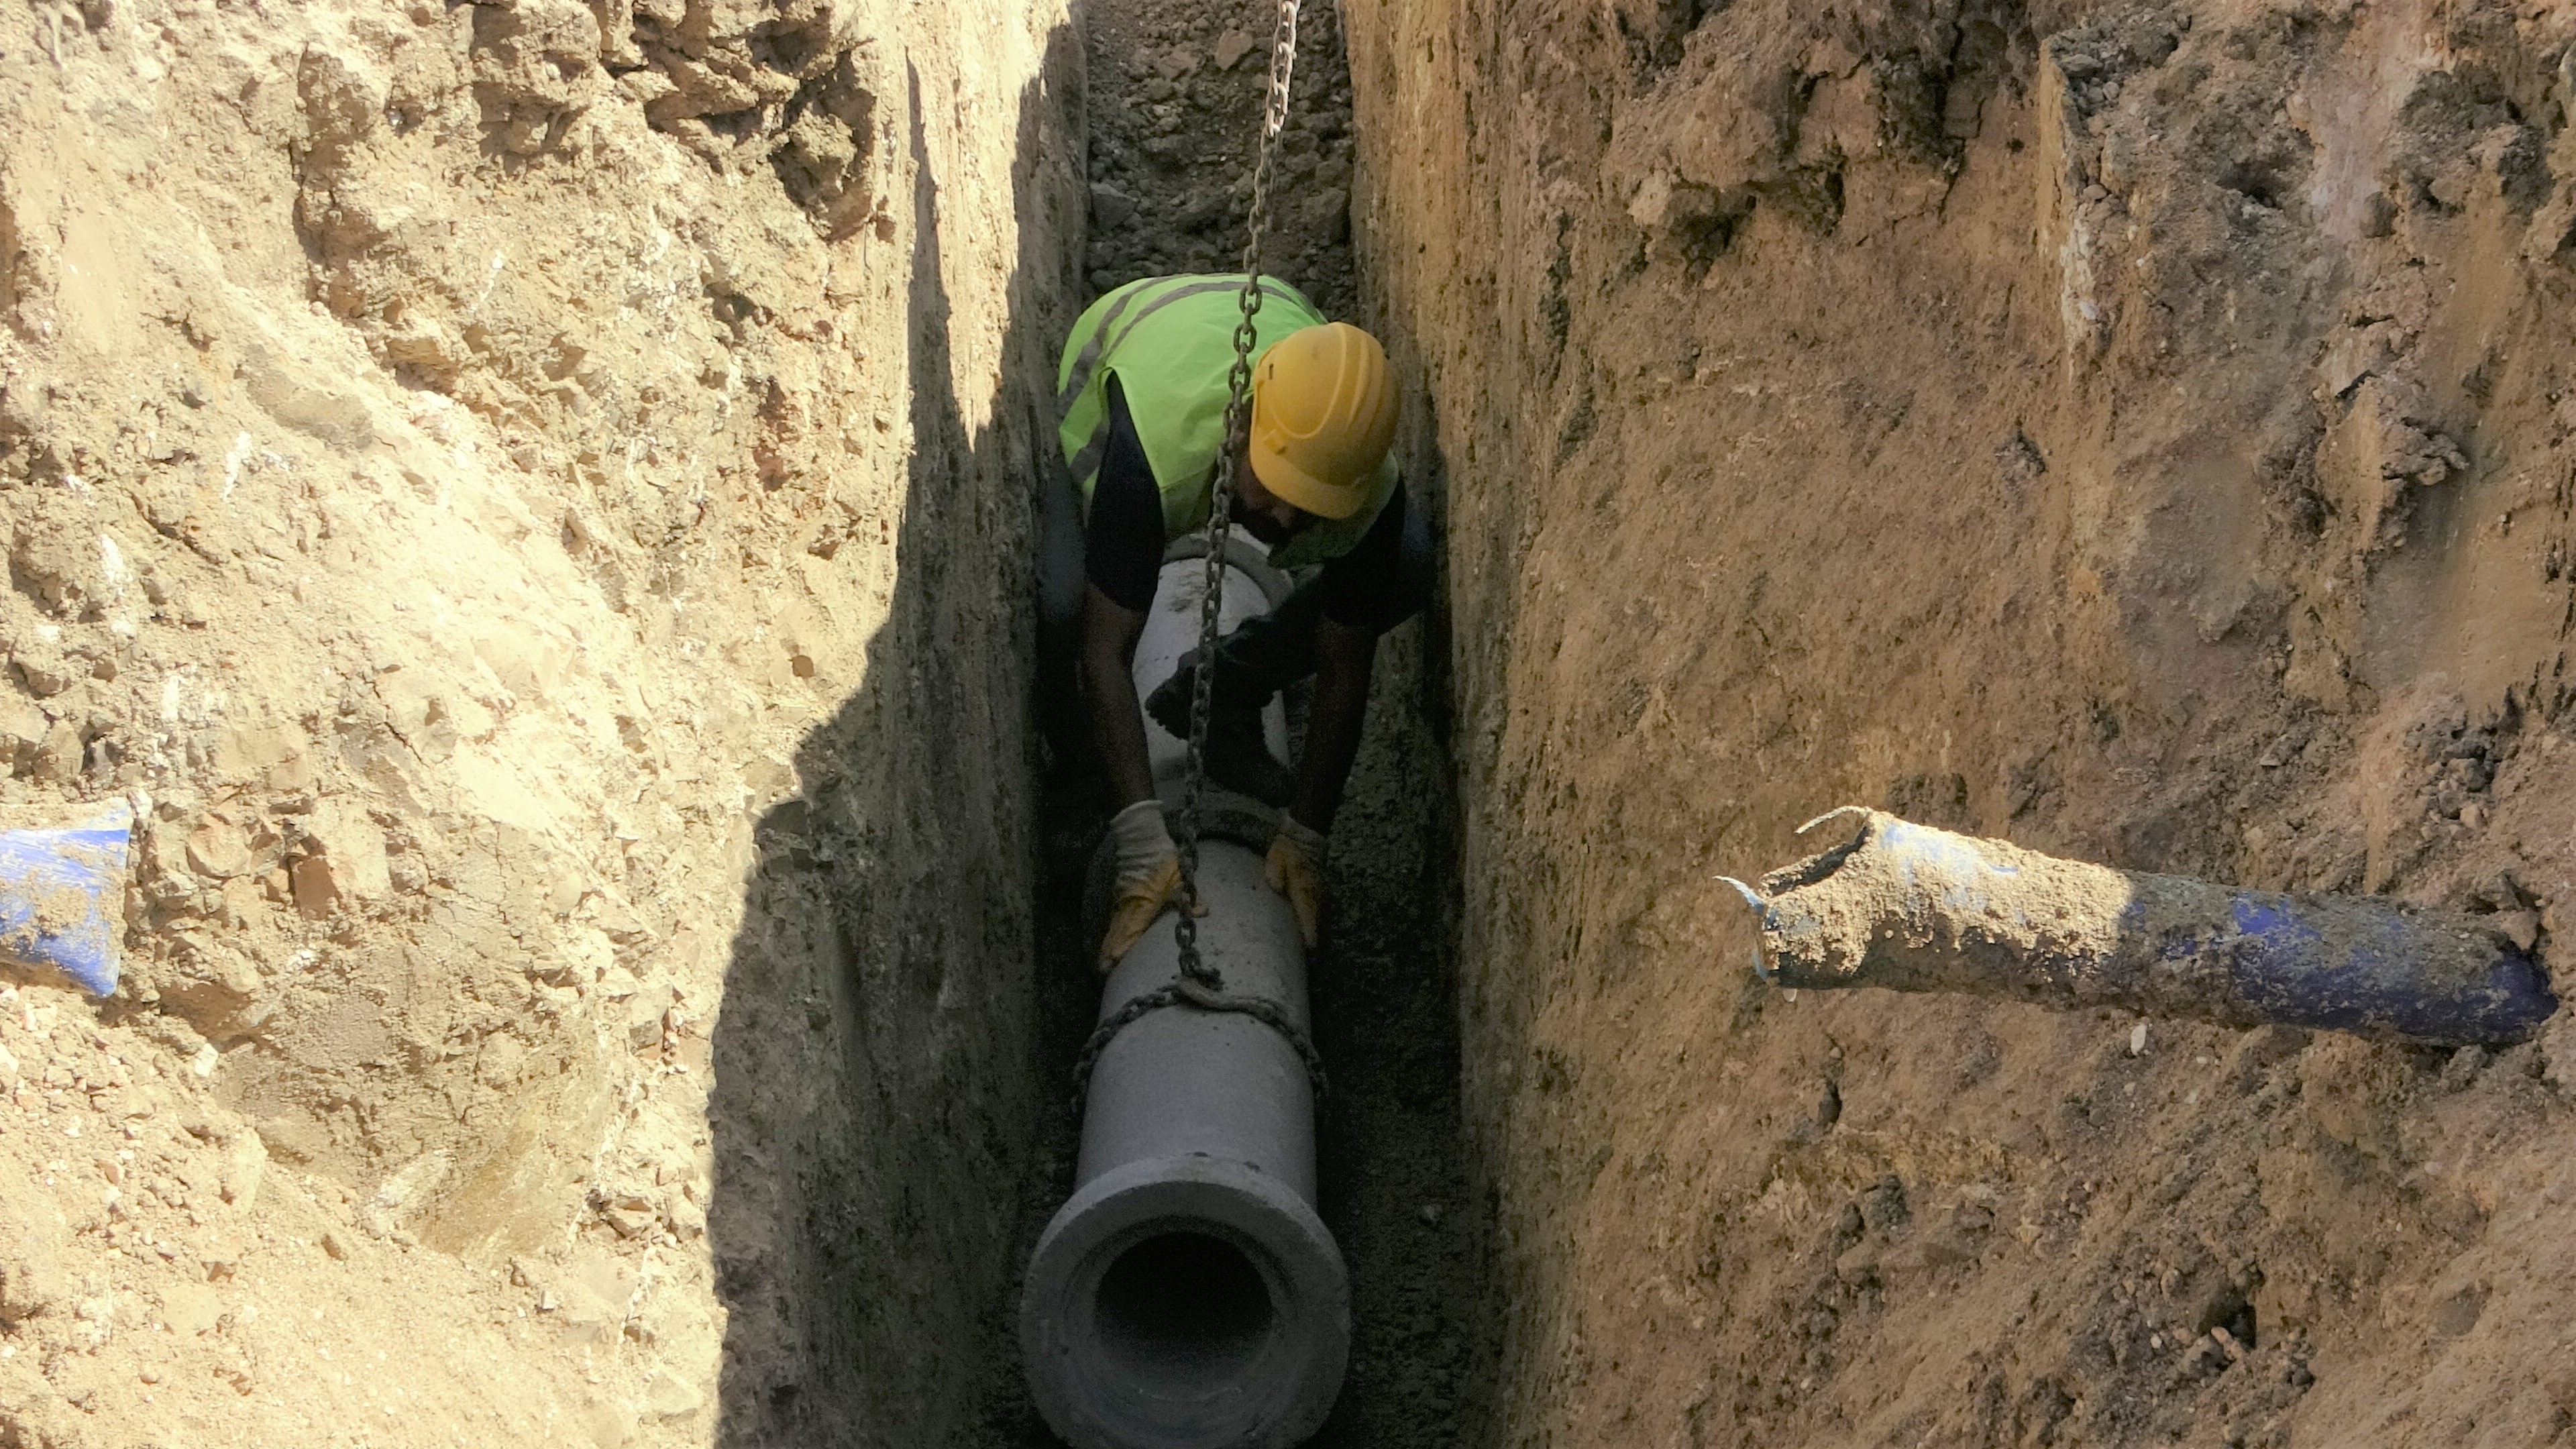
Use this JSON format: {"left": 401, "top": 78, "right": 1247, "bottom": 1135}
{"left": 1343, "top": 0, "right": 2576, "bottom": 1443}
{"left": 0, "top": 2, "right": 1079, "bottom": 1444}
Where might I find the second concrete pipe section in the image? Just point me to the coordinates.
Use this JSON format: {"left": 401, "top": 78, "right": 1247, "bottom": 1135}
{"left": 1022, "top": 536, "right": 1350, "bottom": 1448}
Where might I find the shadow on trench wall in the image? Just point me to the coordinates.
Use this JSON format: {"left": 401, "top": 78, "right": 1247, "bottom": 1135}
{"left": 705, "top": 33, "right": 1082, "bottom": 1448}
{"left": 1299, "top": 386, "right": 1494, "bottom": 1449}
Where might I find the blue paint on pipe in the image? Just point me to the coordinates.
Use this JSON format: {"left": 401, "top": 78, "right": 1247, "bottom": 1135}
{"left": 2221, "top": 892, "right": 2553, "bottom": 1043}
{"left": 1737, "top": 810, "right": 2558, "bottom": 1049}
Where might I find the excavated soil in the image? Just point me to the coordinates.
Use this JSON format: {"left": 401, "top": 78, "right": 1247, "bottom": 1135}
{"left": 26, "top": 0, "right": 2576, "bottom": 1445}
{"left": 1346, "top": 0, "right": 2576, "bottom": 1444}
{"left": 1075, "top": 0, "right": 1358, "bottom": 318}
{"left": 0, "top": 0, "right": 1476, "bottom": 1443}
{"left": 1, "top": 2, "right": 1081, "bottom": 1445}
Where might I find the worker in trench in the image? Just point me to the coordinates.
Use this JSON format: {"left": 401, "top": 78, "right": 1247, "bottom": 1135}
{"left": 1040, "top": 273, "right": 1428, "bottom": 973}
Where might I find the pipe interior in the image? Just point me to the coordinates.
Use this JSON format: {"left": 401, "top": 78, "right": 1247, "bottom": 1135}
{"left": 1091, "top": 1229, "right": 1280, "bottom": 1397}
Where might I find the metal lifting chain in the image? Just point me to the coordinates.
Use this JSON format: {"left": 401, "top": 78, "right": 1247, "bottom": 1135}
{"left": 1074, "top": 0, "right": 1329, "bottom": 1106}
{"left": 1175, "top": 0, "right": 1301, "bottom": 997}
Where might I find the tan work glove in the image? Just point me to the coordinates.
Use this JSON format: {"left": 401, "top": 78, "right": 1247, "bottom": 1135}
{"left": 1265, "top": 815, "right": 1328, "bottom": 950}
{"left": 1098, "top": 801, "right": 1197, "bottom": 975}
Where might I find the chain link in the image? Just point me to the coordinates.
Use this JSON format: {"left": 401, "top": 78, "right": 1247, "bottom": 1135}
{"left": 1173, "top": 0, "right": 1301, "bottom": 991}
{"left": 1076, "top": 0, "right": 1324, "bottom": 1107}
{"left": 1071, "top": 977, "right": 1328, "bottom": 1104}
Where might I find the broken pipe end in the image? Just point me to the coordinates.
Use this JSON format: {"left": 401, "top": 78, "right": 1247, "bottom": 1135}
{"left": 1727, "top": 809, "right": 2560, "bottom": 1049}
{"left": 1713, "top": 875, "right": 1776, "bottom": 982}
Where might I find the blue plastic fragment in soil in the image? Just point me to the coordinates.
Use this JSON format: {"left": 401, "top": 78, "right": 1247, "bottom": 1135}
{"left": 0, "top": 802, "right": 134, "bottom": 997}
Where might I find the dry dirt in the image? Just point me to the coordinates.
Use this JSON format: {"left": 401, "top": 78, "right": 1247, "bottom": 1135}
{"left": 1, "top": 0, "right": 1474, "bottom": 1445}
{"left": 20, "top": 0, "right": 2576, "bottom": 1444}
{"left": 1075, "top": 0, "right": 1359, "bottom": 317}
{"left": 1346, "top": 0, "right": 2576, "bottom": 1443}
{"left": 0, "top": 1, "right": 1081, "bottom": 1444}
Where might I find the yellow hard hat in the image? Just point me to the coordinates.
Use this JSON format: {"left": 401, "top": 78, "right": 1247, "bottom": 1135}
{"left": 1248, "top": 322, "right": 1397, "bottom": 520}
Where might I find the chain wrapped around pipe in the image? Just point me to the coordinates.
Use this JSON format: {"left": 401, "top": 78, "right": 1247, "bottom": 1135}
{"left": 1071, "top": 975, "right": 1330, "bottom": 1104}
{"left": 1076, "top": 0, "right": 1326, "bottom": 1107}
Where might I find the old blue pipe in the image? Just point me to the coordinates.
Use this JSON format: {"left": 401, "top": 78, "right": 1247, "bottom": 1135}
{"left": 1722, "top": 808, "right": 2556, "bottom": 1049}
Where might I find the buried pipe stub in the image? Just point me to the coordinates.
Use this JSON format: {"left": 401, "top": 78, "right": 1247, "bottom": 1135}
{"left": 1723, "top": 807, "right": 2559, "bottom": 1047}
{"left": 1022, "top": 1155, "right": 1350, "bottom": 1449}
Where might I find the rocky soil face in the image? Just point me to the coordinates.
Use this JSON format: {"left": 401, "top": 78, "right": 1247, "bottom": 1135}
{"left": 0, "top": 2, "right": 1079, "bottom": 1446}
{"left": 1342, "top": 0, "right": 2576, "bottom": 1444}
{"left": 34, "top": 0, "right": 2573, "bottom": 1443}
{"left": 1077, "top": 0, "right": 1359, "bottom": 317}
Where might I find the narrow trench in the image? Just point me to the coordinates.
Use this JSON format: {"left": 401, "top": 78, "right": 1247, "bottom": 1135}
{"left": 987, "top": 0, "right": 1488, "bottom": 1442}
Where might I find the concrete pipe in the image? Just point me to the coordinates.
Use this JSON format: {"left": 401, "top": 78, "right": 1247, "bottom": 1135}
{"left": 1022, "top": 538, "right": 1350, "bottom": 1449}
{"left": 1723, "top": 808, "right": 2558, "bottom": 1048}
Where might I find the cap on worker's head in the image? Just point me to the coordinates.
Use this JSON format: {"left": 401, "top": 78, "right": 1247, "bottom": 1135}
{"left": 1248, "top": 322, "right": 1397, "bottom": 520}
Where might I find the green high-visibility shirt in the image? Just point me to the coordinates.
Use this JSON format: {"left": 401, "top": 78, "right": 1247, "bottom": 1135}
{"left": 1055, "top": 273, "right": 1397, "bottom": 572}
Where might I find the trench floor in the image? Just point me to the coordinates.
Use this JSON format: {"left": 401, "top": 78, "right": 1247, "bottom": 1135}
{"left": 982, "top": 1, "right": 1488, "bottom": 1440}
{"left": 996, "top": 665, "right": 1483, "bottom": 1449}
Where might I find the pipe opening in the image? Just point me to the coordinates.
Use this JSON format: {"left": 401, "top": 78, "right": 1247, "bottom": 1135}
{"left": 1091, "top": 1230, "right": 1280, "bottom": 1397}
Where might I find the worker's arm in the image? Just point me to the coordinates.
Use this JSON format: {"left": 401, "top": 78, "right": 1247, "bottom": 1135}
{"left": 1083, "top": 582, "right": 1199, "bottom": 971}
{"left": 1264, "top": 616, "right": 1375, "bottom": 949}
{"left": 1292, "top": 485, "right": 1417, "bottom": 833}
{"left": 1081, "top": 583, "right": 1157, "bottom": 807}
{"left": 1080, "top": 374, "right": 1169, "bottom": 806}
{"left": 1289, "top": 616, "right": 1376, "bottom": 833}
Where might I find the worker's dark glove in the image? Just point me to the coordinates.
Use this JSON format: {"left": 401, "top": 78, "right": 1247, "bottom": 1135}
{"left": 1099, "top": 800, "right": 1199, "bottom": 975}
{"left": 1264, "top": 815, "right": 1327, "bottom": 950}
{"left": 1145, "top": 653, "right": 1294, "bottom": 806}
